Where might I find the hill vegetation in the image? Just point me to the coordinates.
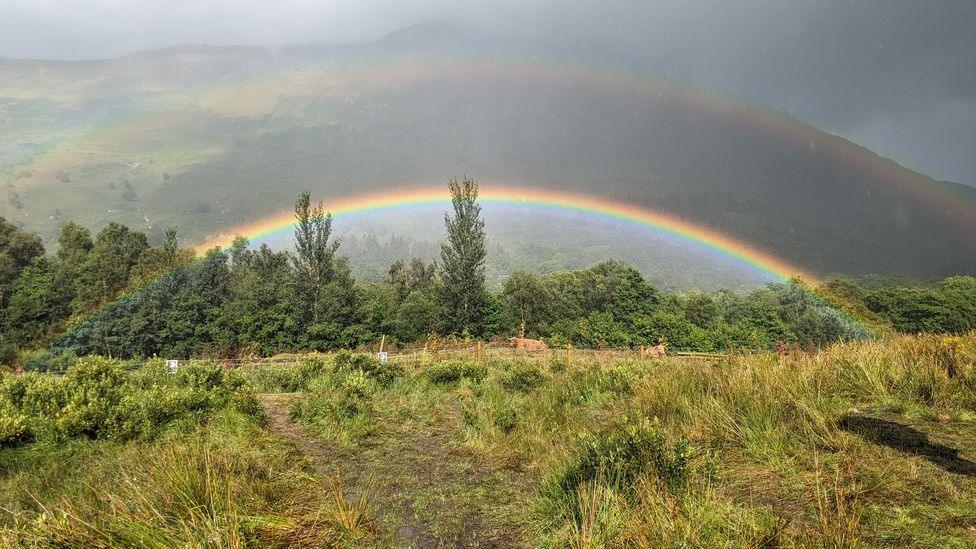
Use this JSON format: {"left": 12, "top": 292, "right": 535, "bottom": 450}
{"left": 2, "top": 33, "right": 975, "bottom": 280}
{"left": 2, "top": 178, "right": 975, "bottom": 370}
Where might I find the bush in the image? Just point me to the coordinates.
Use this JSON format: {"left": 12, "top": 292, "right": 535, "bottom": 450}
{"left": 424, "top": 360, "right": 488, "bottom": 385}
{"left": 492, "top": 406, "right": 518, "bottom": 433}
{"left": 0, "top": 401, "right": 29, "bottom": 445}
{"left": 544, "top": 418, "right": 691, "bottom": 515}
{"left": 297, "top": 354, "right": 330, "bottom": 382}
{"left": 0, "top": 356, "right": 257, "bottom": 448}
{"left": 57, "top": 357, "right": 126, "bottom": 438}
{"left": 290, "top": 374, "right": 377, "bottom": 444}
{"left": 500, "top": 361, "right": 547, "bottom": 393}
{"left": 0, "top": 343, "right": 18, "bottom": 367}
{"left": 21, "top": 349, "right": 78, "bottom": 373}
{"left": 241, "top": 365, "right": 305, "bottom": 393}
{"left": 333, "top": 351, "right": 403, "bottom": 386}
{"left": 243, "top": 354, "right": 332, "bottom": 393}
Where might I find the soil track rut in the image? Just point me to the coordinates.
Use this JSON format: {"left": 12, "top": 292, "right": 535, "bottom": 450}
{"left": 259, "top": 393, "right": 530, "bottom": 548}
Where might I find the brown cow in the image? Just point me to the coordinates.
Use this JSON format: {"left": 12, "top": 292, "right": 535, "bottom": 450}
{"left": 507, "top": 337, "right": 548, "bottom": 351}
{"left": 645, "top": 344, "right": 666, "bottom": 358}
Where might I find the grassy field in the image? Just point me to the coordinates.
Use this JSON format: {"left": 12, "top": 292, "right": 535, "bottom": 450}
{"left": 2, "top": 334, "right": 975, "bottom": 547}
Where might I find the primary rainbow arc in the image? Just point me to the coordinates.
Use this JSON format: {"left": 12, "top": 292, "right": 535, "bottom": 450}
{"left": 195, "top": 184, "right": 817, "bottom": 283}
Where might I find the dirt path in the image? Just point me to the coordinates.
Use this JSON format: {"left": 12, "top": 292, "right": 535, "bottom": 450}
{"left": 260, "top": 393, "right": 333, "bottom": 469}
{"left": 259, "top": 393, "right": 531, "bottom": 548}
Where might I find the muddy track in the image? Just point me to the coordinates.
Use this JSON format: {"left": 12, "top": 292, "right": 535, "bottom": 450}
{"left": 260, "top": 393, "right": 333, "bottom": 470}
{"left": 259, "top": 393, "right": 529, "bottom": 548}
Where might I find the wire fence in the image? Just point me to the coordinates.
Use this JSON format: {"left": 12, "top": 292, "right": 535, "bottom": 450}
{"left": 215, "top": 343, "right": 735, "bottom": 372}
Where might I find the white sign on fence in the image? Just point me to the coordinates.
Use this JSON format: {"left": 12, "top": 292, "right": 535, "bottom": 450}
{"left": 166, "top": 359, "right": 179, "bottom": 374}
{"left": 377, "top": 352, "right": 388, "bottom": 365}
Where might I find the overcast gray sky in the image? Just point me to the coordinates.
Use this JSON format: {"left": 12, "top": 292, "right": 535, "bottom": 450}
{"left": 2, "top": 0, "right": 974, "bottom": 185}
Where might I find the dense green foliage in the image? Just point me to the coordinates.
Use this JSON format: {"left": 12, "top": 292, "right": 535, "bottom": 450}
{"left": 3, "top": 180, "right": 974, "bottom": 370}
{"left": 0, "top": 357, "right": 255, "bottom": 446}
{"left": 822, "top": 275, "right": 976, "bottom": 334}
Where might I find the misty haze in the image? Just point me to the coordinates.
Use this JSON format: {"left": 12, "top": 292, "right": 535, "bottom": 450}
{"left": 1, "top": 2, "right": 975, "bottom": 547}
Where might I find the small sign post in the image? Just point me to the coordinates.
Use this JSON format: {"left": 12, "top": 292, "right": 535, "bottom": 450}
{"left": 377, "top": 334, "right": 388, "bottom": 364}
{"left": 166, "top": 359, "right": 179, "bottom": 374}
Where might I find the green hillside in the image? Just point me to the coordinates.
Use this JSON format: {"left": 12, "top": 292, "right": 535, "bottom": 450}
{"left": 2, "top": 33, "right": 975, "bottom": 282}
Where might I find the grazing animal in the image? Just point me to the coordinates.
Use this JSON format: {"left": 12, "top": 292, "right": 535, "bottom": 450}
{"left": 646, "top": 344, "right": 666, "bottom": 358}
{"left": 507, "top": 337, "right": 548, "bottom": 351}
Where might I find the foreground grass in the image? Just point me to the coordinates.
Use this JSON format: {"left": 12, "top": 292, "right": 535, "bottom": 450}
{"left": 2, "top": 333, "right": 975, "bottom": 546}
{"left": 442, "top": 334, "right": 976, "bottom": 547}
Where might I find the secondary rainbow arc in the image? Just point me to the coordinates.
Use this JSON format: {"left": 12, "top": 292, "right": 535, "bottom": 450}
{"left": 7, "top": 49, "right": 973, "bottom": 238}
{"left": 195, "top": 185, "right": 817, "bottom": 283}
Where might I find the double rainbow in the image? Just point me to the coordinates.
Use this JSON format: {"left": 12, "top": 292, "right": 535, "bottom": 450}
{"left": 195, "top": 184, "right": 816, "bottom": 283}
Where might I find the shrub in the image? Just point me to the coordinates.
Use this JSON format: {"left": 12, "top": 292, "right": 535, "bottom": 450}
{"left": 500, "top": 362, "right": 547, "bottom": 393}
{"left": 238, "top": 365, "right": 304, "bottom": 393}
{"left": 244, "top": 354, "right": 332, "bottom": 393}
{"left": 424, "top": 360, "right": 488, "bottom": 385}
{"left": 544, "top": 418, "right": 691, "bottom": 515}
{"left": 333, "top": 351, "right": 403, "bottom": 386}
{"left": 57, "top": 357, "right": 125, "bottom": 438}
{"left": 0, "top": 401, "right": 29, "bottom": 445}
{"left": 0, "top": 356, "right": 258, "bottom": 448}
{"left": 492, "top": 406, "right": 519, "bottom": 433}
{"left": 0, "top": 343, "right": 17, "bottom": 367}
{"left": 290, "top": 375, "right": 377, "bottom": 444}
{"left": 341, "top": 371, "right": 373, "bottom": 399}
{"left": 297, "top": 353, "right": 330, "bottom": 383}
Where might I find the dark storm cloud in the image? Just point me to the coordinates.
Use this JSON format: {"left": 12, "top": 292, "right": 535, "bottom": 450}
{"left": 508, "top": 0, "right": 976, "bottom": 184}
{"left": 1, "top": 0, "right": 973, "bottom": 184}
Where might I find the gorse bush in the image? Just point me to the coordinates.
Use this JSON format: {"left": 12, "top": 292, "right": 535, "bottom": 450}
{"left": 244, "top": 354, "right": 330, "bottom": 393}
{"left": 0, "top": 357, "right": 256, "bottom": 447}
{"left": 243, "top": 351, "right": 403, "bottom": 393}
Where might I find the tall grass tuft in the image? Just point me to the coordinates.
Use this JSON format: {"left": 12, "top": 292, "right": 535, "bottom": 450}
{"left": 323, "top": 470, "right": 375, "bottom": 538}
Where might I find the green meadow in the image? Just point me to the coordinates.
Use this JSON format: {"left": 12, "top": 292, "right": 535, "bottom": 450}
{"left": 3, "top": 333, "right": 975, "bottom": 547}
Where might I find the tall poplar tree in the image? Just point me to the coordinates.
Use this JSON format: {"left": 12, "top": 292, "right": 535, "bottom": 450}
{"left": 292, "top": 190, "right": 338, "bottom": 324}
{"left": 440, "top": 176, "right": 487, "bottom": 334}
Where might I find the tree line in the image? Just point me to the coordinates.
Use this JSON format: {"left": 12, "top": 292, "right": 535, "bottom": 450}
{"left": 1, "top": 177, "right": 973, "bottom": 369}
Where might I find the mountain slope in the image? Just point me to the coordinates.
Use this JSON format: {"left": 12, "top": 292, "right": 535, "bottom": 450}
{"left": 1, "top": 29, "right": 974, "bottom": 281}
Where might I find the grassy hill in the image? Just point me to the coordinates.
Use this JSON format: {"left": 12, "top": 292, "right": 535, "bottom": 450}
{"left": 2, "top": 29, "right": 975, "bottom": 284}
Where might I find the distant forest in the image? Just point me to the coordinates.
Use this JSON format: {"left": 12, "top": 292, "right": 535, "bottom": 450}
{"left": 1, "top": 179, "right": 974, "bottom": 371}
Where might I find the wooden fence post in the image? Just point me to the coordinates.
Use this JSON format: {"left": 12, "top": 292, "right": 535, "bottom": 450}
{"left": 639, "top": 345, "right": 645, "bottom": 360}
{"left": 477, "top": 340, "right": 482, "bottom": 362}
{"left": 567, "top": 344, "right": 573, "bottom": 366}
